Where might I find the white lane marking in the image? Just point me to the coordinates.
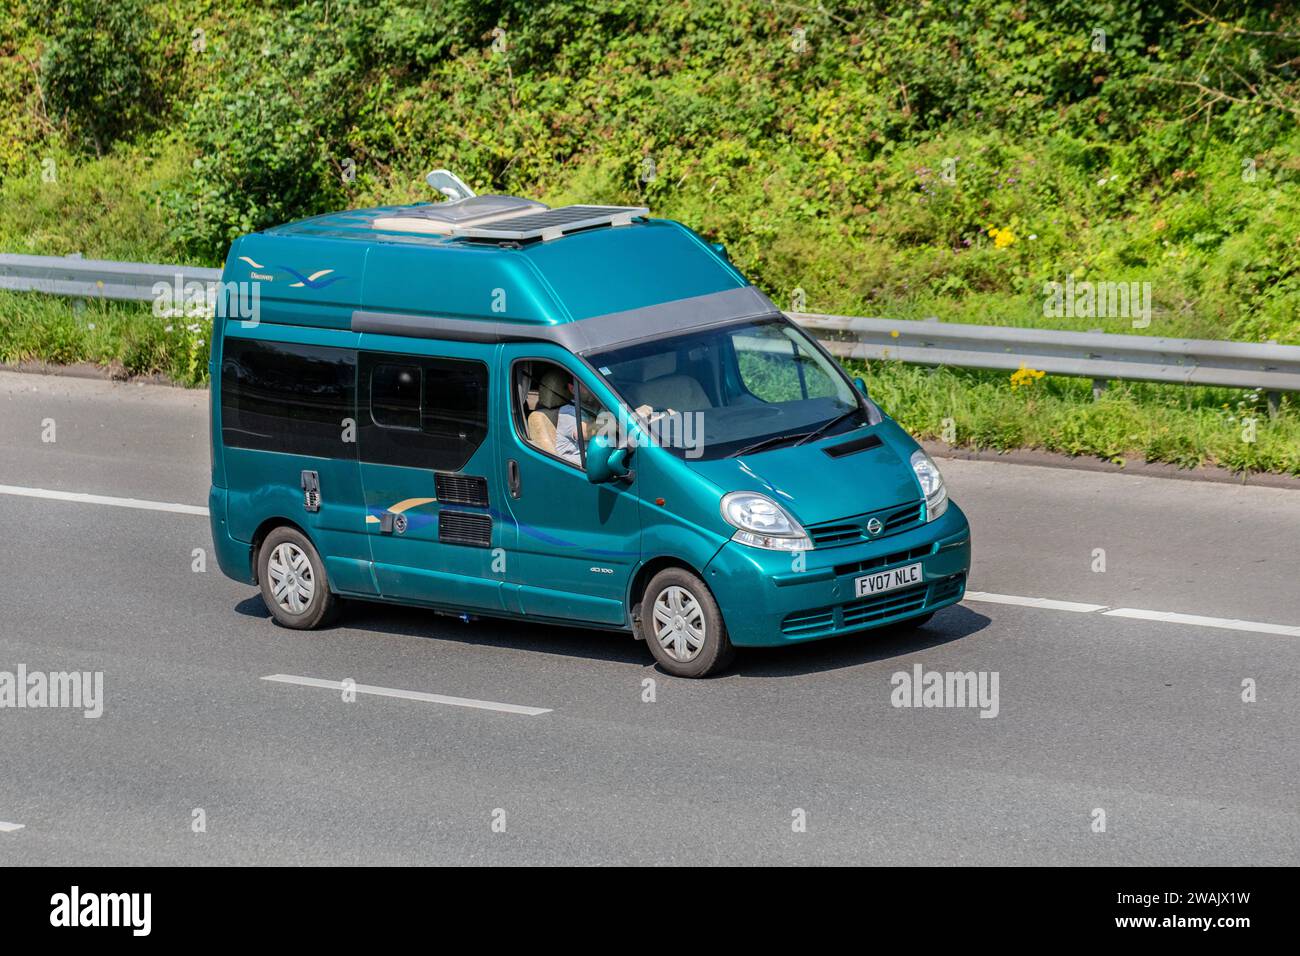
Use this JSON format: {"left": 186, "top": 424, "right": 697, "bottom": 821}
{"left": 963, "top": 591, "right": 1299, "bottom": 637}
{"left": 0, "top": 484, "right": 207, "bottom": 516}
{"left": 0, "top": 821, "right": 25, "bottom": 833}
{"left": 1103, "top": 607, "right": 1300, "bottom": 638}
{"left": 964, "top": 591, "right": 1108, "bottom": 613}
{"left": 5, "top": 484, "right": 1297, "bottom": 641}
{"left": 262, "top": 674, "right": 551, "bottom": 717}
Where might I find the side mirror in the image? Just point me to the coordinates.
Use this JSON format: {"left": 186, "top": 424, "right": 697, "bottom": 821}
{"left": 709, "top": 241, "right": 730, "bottom": 261}
{"left": 853, "top": 376, "right": 870, "bottom": 398}
{"left": 585, "top": 434, "right": 631, "bottom": 484}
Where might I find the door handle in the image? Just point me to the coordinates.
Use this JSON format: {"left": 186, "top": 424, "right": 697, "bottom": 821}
{"left": 507, "top": 459, "right": 521, "bottom": 499}
{"left": 301, "top": 470, "right": 320, "bottom": 512}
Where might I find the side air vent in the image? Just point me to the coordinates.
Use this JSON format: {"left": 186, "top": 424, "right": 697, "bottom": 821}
{"left": 435, "top": 473, "right": 489, "bottom": 507}
{"left": 438, "top": 510, "right": 492, "bottom": 548}
{"left": 824, "top": 432, "right": 883, "bottom": 458}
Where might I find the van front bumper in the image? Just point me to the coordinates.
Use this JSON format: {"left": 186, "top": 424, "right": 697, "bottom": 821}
{"left": 702, "top": 501, "right": 971, "bottom": 647}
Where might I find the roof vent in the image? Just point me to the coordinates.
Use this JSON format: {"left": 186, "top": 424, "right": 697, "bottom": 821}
{"left": 425, "top": 169, "right": 477, "bottom": 202}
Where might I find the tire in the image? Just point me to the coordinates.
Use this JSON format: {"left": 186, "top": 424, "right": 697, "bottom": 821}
{"left": 257, "top": 526, "right": 339, "bottom": 629}
{"left": 641, "top": 567, "right": 734, "bottom": 678}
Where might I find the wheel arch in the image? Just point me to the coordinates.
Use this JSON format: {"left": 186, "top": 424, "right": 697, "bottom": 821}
{"left": 248, "top": 516, "right": 314, "bottom": 586}
{"left": 627, "top": 555, "right": 713, "bottom": 633}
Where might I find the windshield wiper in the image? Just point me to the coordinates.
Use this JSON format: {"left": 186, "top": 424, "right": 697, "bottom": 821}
{"left": 793, "top": 406, "right": 865, "bottom": 447}
{"left": 727, "top": 431, "right": 814, "bottom": 458}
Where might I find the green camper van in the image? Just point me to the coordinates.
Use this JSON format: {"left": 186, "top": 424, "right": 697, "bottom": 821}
{"left": 208, "top": 173, "right": 971, "bottom": 677}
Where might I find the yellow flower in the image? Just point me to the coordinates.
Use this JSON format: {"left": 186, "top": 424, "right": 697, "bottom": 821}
{"left": 993, "top": 228, "right": 1017, "bottom": 248}
{"left": 1010, "top": 364, "right": 1045, "bottom": 390}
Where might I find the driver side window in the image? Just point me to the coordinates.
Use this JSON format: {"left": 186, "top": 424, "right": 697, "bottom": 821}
{"left": 513, "top": 360, "right": 612, "bottom": 469}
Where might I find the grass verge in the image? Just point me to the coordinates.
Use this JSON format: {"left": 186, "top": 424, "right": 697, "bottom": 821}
{"left": 1, "top": 294, "right": 1296, "bottom": 476}
{"left": 855, "top": 360, "right": 1300, "bottom": 476}
{"left": 0, "top": 292, "right": 210, "bottom": 385}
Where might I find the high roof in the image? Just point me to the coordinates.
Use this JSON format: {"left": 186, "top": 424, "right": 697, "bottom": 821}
{"left": 224, "top": 197, "right": 750, "bottom": 331}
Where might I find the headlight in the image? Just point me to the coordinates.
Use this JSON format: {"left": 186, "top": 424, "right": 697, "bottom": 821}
{"left": 910, "top": 449, "right": 948, "bottom": 521}
{"left": 720, "top": 491, "right": 812, "bottom": 551}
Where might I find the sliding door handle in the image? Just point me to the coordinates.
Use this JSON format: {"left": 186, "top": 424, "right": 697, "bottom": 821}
{"left": 507, "top": 459, "right": 521, "bottom": 499}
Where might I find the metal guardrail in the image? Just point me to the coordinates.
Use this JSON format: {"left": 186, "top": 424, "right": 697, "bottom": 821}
{"left": 0, "top": 253, "right": 220, "bottom": 302}
{"left": 796, "top": 313, "right": 1300, "bottom": 394}
{"left": 3, "top": 253, "right": 1299, "bottom": 396}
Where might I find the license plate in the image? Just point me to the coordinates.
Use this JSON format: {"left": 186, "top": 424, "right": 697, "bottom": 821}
{"left": 855, "top": 562, "right": 923, "bottom": 598}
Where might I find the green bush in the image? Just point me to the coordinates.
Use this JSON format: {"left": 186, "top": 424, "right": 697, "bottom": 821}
{"left": 1, "top": 0, "right": 1298, "bottom": 472}
{"left": 34, "top": 0, "right": 164, "bottom": 155}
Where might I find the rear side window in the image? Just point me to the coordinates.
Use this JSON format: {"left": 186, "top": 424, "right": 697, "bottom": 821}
{"left": 360, "top": 352, "right": 488, "bottom": 469}
{"left": 371, "top": 364, "right": 421, "bottom": 429}
{"left": 220, "top": 338, "right": 356, "bottom": 458}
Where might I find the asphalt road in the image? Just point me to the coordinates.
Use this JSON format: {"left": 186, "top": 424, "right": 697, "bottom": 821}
{"left": 0, "top": 369, "right": 1296, "bottom": 865}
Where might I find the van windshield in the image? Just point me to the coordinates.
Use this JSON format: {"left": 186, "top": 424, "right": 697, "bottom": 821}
{"left": 588, "top": 315, "right": 871, "bottom": 460}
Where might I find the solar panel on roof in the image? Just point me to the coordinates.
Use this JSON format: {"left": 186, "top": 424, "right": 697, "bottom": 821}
{"left": 458, "top": 205, "right": 649, "bottom": 241}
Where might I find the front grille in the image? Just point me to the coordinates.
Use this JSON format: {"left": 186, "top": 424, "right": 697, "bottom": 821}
{"left": 435, "top": 472, "right": 489, "bottom": 507}
{"left": 808, "top": 522, "right": 860, "bottom": 546}
{"left": 882, "top": 502, "right": 924, "bottom": 533}
{"left": 807, "top": 500, "right": 925, "bottom": 548}
{"left": 438, "top": 510, "right": 492, "bottom": 548}
{"left": 780, "top": 573, "right": 966, "bottom": 637}
{"left": 782, "top": 607, "right": 836, "bottom": 636}
{"left": 842, "top": 582, "right": 929, "bottom": 627}
{"left": 834, "top": 544, "right": 933, "bottom": 578}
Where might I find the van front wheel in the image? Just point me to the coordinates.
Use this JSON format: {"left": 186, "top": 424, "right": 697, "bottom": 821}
{"left": 641, "top": 568, "right": 734, "bottom": 678}
{"left": 257, "top": 526, "right": 339, "bottom": 629}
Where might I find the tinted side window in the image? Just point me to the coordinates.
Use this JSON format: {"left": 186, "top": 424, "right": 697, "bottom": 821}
{"left": 371, "top": 364, "right": 421, "bottom": 429}
{"left": 360, "top": 352, "right": 488, "bottom": 470}
{"left": 220, "top": 337, "right": 356, "bottom": 458}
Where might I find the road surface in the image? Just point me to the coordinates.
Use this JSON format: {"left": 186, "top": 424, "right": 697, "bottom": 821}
{"left": 0, "top": 370, "right": 1296, "bottom": 865}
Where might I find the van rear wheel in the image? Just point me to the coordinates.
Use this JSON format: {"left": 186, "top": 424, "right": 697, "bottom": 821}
{"left": 257, "top": 526, "right": 339, "bottom": 629}
{"left": 641, "top": 568, "right": 734, "bottom": 678}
